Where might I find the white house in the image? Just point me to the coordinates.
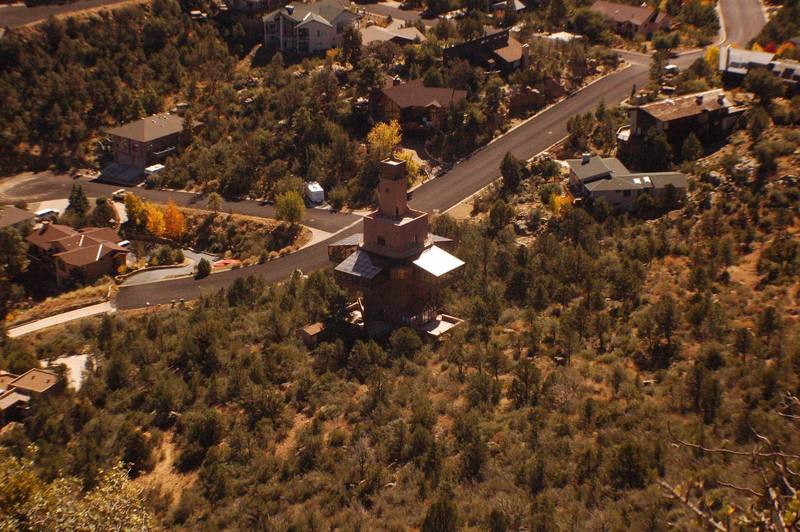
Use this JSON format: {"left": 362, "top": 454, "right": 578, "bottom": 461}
{"left": 262, "top": 0, "right": 360, "bottom": 54}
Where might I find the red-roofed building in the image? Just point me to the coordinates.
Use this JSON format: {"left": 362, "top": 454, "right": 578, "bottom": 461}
{"left": 381, "top": 78, "right": 468, "bottom": 129}
{"left": 27, "top": 224, "right": 128, "bottom": 285}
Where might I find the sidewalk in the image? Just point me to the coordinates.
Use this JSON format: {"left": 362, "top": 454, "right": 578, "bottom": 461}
{"left": 7, "top": 302, "right": 114, "bottom": 338}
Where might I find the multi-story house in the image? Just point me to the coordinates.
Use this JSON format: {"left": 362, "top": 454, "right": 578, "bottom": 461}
{"left": 27, "top": 224, "right": 129, "bottom": 286}
{"left": 328, "top": 157, "right": 464, "bottom": 338}
{"left": 262, "top": 0, "right": 360, "bottom": 54}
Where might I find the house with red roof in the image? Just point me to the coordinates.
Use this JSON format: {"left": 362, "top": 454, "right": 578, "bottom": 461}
{"left": 27, "top": 223, "right": 129, "bottom": 285}
{"left": 381, "top": 78, "right": 468, "bottom": 130}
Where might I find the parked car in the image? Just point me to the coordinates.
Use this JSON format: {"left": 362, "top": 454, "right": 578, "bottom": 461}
{"left": 34, "top": 208, "right": 59, "bottom": 221}
{"left": 112, "top": 189, "right": 128, "bottom": 202}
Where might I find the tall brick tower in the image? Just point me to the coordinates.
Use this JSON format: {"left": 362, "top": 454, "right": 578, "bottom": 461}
{"left": 328, "top": 157, "right": 464, "bottom": 337}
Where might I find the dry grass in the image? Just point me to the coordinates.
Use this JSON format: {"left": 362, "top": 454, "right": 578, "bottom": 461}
{"left": 8, "top": 280, "right": 115, "bottom": 325}
{"left": 133, "top": 432, "right": 198, "bottom": 513}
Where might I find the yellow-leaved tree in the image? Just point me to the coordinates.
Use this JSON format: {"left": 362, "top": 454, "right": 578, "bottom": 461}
{"left": 124, "top": 193, "right": 148, "bottom": 228}
{"left": 367, "top": 120, "right": 401, "bottom": 160}
{"left": 163, "top": 200, "right": 185, "bottom": 240}
{"left": 145, "top": 203, "right": 165, "bottom": 237}
{"left": 705, "top": 45, "right": 719, "bottom": 70}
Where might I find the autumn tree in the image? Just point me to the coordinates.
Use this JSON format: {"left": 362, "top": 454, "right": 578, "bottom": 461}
{"left": 163, "top": 200, "right": 185, "bottom": 240}
{"left": 145, "top": 203, "right": 165, "bottom": 237}
{"left": 124, "top": 194, "right": 148, "bottom": 228}
{"left": 368, "top": 120, "right": 401, "bottom": 160}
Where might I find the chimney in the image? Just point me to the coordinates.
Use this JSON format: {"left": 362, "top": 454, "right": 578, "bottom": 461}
{"left": 581, "top": 152, "right": 591, "bottom": 164}
{"left": 286, "top": 4, "right": 294, "bottom": 14}
{"left": 695, "top": 94, "right": 704, "bottom": 105}
{"left": 717, "top": 93, "right": 725, "bottom": 105}
{"left": 521, "top": 43, "right": 530, "bottom": 68}
{"left": 392, "top": 75, "right": 401, "bottom": 86}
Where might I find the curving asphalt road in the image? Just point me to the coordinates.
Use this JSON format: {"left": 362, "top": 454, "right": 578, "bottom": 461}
{"left": 1, "top": 0, "right": 765, "bottom": 311}
{"left": 115, "top": 0, "right": 766, "bottom": 310}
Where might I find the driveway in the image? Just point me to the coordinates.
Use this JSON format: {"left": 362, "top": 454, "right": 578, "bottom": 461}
{"left": 121, "top": 249, "right": 217, "bottom": 286}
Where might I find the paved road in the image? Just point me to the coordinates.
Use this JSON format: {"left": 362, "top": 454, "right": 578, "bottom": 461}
{"left": 0, "top": 0, "right": 132, "bottom": 28}
{"left": 0, "top": 172, "right": 359, "bottom": 233}
{"left": 719, "top": 0, "right": 765, "bottom": 47}
{"left": 6, "top": 0, "right": 765, "bottom": 312}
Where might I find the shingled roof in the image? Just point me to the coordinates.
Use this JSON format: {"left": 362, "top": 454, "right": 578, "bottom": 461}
{"left": 27, "top": 224, "right": 127, "bottom": 267}
{"left": 263, "top": 0, "right": 354, "bottom": 25}
{"left": 105, "top": 113, "right": 187, "bottom": 143}
{"left": 0, "top": 206, "right": 35, "bottom": 229}
{"left": 590, "top": 0, "right": 655, "bottom": 26}
{"left": 382, "top": 79, "right": 467, "bottom": 109}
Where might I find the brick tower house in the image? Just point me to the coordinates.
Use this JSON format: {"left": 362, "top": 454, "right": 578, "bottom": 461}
{"left": 328, "top": 157, "right": 464, "bottom": 337}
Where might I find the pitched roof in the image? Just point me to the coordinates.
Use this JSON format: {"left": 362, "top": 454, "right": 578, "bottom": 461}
{"left": 361, "top": 25, "right": 426, "bottom": 45}
{"left": 8, "top": 368, "right": 58, "bottom": 394}
{"left": 382, "top": 79, "right": 467, "bottom": 109}
{"left": 27, "top": 224, "right": 127, "bottom": 266}
{"left": 493, "top": 35, "right": 523, "bottom": 64}
{"left": 335, "top": 249, "right": 387, "bottom": 279}
{"left": 590, "top": 0, "right": 655, "bottom": 26}
{"left": 637, "top": 89, "right": 732, "bottom": 122}
{"left": 105, "top": 113, "right": 186, "bottom": 143}
{"left": 263, "top": 0, "right": 354, "bottom": 25}
{"left": 0, "top": 205, "right": 35, "bottom": 229}
{"left": 297, "top": 12, "right": 333, "bottom": 27}
{"left": 413, "top": 245, "right": 464, "bottom": 277}
{"left": 26, "top": 224, "right": 78, "bottom": 251}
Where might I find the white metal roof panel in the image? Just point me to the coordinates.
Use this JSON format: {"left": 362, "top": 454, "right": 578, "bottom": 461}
{"left": 413, "top": 245, "right": 464, "bottom": 277}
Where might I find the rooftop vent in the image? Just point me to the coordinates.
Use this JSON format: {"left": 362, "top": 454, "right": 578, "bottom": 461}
{"left": 696, "top": 94, "right": 704, "bottom": 105}
{"left": 581, "top": 152, "right": 591, "bottom": 164}
{"left": 286, "top": 4, "right": 294, "bottom": 14}
{"left": 717, "top": 94, "right": 725, "bottom": 105}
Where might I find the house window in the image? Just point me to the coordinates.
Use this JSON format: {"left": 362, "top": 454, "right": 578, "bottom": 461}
{"left": 623, "top": 190, "right": 631, "bottom": 197}
{"left": 377, "top": 236, "right": 386, "bottom": 246}
{"left": 317, "top": 30, "right": 321, "bottom": 37}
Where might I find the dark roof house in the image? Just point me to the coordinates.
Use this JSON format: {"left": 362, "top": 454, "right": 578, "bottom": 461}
{"left": 382, "top": 79, "right": 467, "bottom": 109}
{"left": 105, "top": 113, "right": 188, "bottom": 143}
{"left": 443, "top": 27, "right": 529, "bottom": 71}
{"left": 566, "top": 155, "right": 687, "bottom": 211}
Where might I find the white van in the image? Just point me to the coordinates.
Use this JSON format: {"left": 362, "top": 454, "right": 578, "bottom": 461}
{"left": 305, "top": 181, "right": 325, "bottom": 203}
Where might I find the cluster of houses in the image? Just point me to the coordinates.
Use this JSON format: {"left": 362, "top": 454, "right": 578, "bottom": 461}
{"left": 0, "top": 369, "right": 59, "bottom": 428}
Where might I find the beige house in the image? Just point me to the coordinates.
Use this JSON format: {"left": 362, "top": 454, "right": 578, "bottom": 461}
{"left": 262, "top": 0, "right": 360, "bottom": 54}
{"left": 0, "top": 369, "right": 59, "bottom": 426}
